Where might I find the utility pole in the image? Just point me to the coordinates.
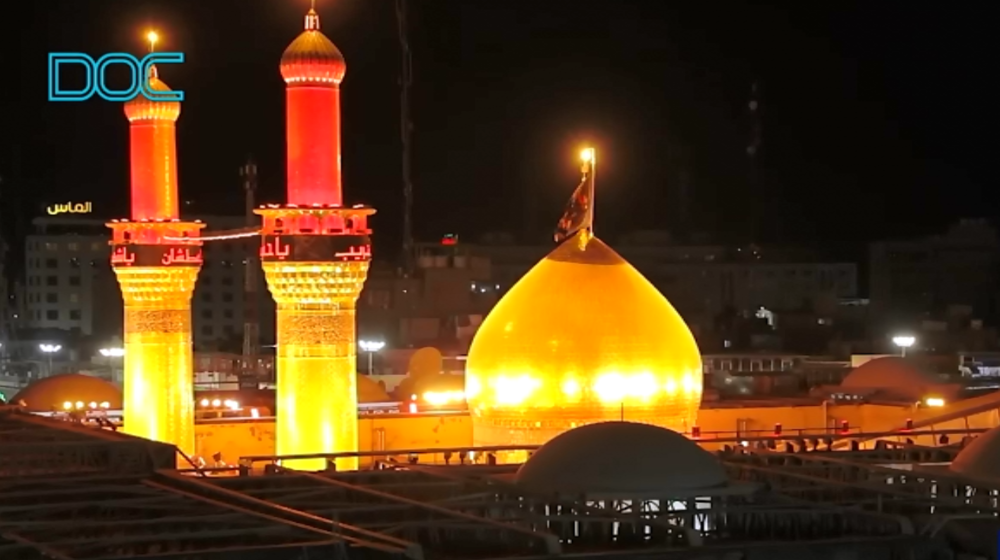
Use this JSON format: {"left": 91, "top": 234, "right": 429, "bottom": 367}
{"left": 240, "top": 158, "right": 260, "bottom": 370}
{"left": 396, "top": 0, "right": 414, "bottom": 274}
{"left": 747, "top": 80, "right": 762, "bottom": 243}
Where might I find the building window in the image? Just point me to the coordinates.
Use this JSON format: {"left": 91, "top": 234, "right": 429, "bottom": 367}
{"left": 68, "top": 276, "right": 81, "bottom": 287}
{"left": 46, "top": 293, "right": 58, "bottom": 304}
{"left": 223, "top": 310, "right": 233, "bottom": 319}
{"left": 201, "top": 310, "right": 213, "bottom": 319}
{"left": 201, "top": 326, "right": 213, "bottom": 337}
{"left": 69, "top": 293, "right": 79, "bottom": 303}
{"left": 69, "top": 310, "right": 81, "bottom": 321}
{"left": 46, "top": 276, "right": 58, "bottom": 287}
{"left": 46, "top": 310, "right": 58, "bottom": 320}
{"left": 201, "top": 275, "right": 212, "bottom": 285}
{"left": 221, "top": 276, "right": 234, "bottom": 286}
{"left": 45, "top": 258, "right": 58, "bottom": 268}
{"left": 223, "top": 325, "right": 235, "bottom": 336}
{"left": 45, "top": 242, "right": 58, "bottom": 251}
{"left": 67, "top": 242, "right": 79, "bottom": 251}
{"left": 70, "top": 258, "right": 81, "bottom": 269}
{"left": 222, "top": 293, "right": 234, "bottom": 303}
{"left": 201, "top": 292, "right": 212, "bottom": 302}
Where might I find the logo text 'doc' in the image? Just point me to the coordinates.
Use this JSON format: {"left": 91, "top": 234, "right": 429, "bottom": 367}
{"left": 48, "top": 52, "right": 185, "bottom": 102}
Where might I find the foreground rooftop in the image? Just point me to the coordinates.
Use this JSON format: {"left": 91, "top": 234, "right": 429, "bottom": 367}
{"left": 2, "top": 407, "right": 998, "bottom": 559}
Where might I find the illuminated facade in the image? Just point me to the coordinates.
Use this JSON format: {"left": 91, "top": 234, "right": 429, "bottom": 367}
{"left": 109, "top": 68, "right": 203, "bottom": 456}
{"left": 257, "top": 8, "right": 374, "bottom": 471}
{"left": 466, "top": 231, "right": 703, "bottom": 451}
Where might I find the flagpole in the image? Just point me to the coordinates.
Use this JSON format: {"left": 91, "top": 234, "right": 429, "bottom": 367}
{"left": 582, "top": 147, "right": 596, "bottom": 237}
{"left": 590, "top": 149, "right": 596, "bottom": 237}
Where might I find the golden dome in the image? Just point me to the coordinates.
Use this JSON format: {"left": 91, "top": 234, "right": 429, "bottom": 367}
{"left": 124, "top": 71, "right": 180, "bottom": 122}
{"left": 357, "top": 374, "right": 391, "bottom": 403}
{"left": 280, "top": 9, "right": 346, "bottom": 85}
{"left": 13, "top": 373, "right": 122, "bottom": 412}
{"left": 466, "top": 231, "right": 703, "bottom": 449}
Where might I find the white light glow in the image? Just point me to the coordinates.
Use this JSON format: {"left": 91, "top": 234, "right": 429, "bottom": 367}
{"left": 892, "top": 335, "right": 915, "bottom": 348}
{"left": 359, "top": 340, "right": 386, "bottom": 352}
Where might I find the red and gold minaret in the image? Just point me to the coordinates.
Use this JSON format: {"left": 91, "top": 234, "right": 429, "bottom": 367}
{"left": 256, "top": 7, "right": 374, "bottom": 471}
{"left": 108, "top": 32, "right": 203, "bottom": 457}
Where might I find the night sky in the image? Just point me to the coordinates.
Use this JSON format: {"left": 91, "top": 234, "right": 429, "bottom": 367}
{"left": 8, "top": 1, "right": 996, "bottom": 261}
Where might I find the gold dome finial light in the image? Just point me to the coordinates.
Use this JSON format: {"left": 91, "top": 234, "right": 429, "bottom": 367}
{"left": 145, "top": 30, "right": 160, "bottom": 80}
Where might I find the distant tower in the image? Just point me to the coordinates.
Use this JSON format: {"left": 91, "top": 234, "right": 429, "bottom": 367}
{"left": 257, "top": 6, "right": 375, "bottom": 471}
{"left": 396, "top": 0, "right": 414, "bottom": 273}
{"left": 241, "top": 158, "right": 260, "bottom": 363}
{"left": 747, "top": 80, "right": 762, "bottom": 242}
{"left": 108, "top": 33, "right": 203, "bottom": 457}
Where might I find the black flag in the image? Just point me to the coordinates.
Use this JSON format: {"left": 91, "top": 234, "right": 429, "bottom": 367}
{"left": 554, "top": 159, "right": 594, "bottom": 243}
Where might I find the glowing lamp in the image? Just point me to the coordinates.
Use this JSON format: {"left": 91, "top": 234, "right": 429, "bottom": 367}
{"left": 892, "top": 335, "right": 916, "bottom": 357}
{"left": 580, "top": 147, "right": 595, "bottom": 162}
{"left": 924, "top": 397, "right": 945, "bottom": 407}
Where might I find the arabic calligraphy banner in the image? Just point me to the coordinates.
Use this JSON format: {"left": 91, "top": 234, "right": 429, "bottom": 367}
{"left": 111, "top": 245, "right": 203, "bottom": 267}
{"left": 260, "top": 235, "right": 372, "bottom": 262}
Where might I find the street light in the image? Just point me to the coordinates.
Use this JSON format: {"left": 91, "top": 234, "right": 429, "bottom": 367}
{"left": 358, "top": 340, "right": 385, "bottom": 375}
{"left": 892, "top": 335, "right": 915, "bottom": 357}
{"left": 99, "top": 348, "right": 125, "bottom": 358}
{"left": 39, "top": 343, "right": 62, "bottom": 375}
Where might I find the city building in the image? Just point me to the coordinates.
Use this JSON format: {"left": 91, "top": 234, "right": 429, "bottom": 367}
{"left": 359, "top": 237, "right": 496, "bottom": 352}
{"left": 22, "top": 212, "right": 118, "bottom": 338}
{"left": 870, "top": 219, "right": 1000, "bottom": 325}
{"left": 192, "top": 215, "right": 274, "bottom": 351}
{"left": 478, "top": 232, "right": 857, "bottom": 324}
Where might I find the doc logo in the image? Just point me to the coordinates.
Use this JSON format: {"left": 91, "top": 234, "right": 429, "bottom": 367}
{"left": 48, "top": 52, "right": 185, "bottom": 102}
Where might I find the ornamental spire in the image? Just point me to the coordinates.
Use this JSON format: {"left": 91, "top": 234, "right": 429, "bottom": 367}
{"left": 146, "top": 30, "right": 159, "bottom": 79}
{"left": 305, "top": 3, "right": 320, "bottom": 31}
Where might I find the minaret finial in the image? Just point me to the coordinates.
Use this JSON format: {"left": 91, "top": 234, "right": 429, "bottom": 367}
{"left": 305, "top": 2, "right": 320, "bottom": 30}
{"left": 145, "top": 30, "right": 160, "bottom": 79}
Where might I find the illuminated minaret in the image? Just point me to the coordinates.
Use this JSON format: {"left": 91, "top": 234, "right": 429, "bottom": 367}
{"left": 256, "top": 5, "right": 374, "bottom": 471}
{"left": 108, "top": 31, "right": 203, "bottom": 457}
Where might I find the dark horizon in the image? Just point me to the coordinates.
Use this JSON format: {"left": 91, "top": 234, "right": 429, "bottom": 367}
{"left": 8, "top": 0, "right": 997, "bottom": 261}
